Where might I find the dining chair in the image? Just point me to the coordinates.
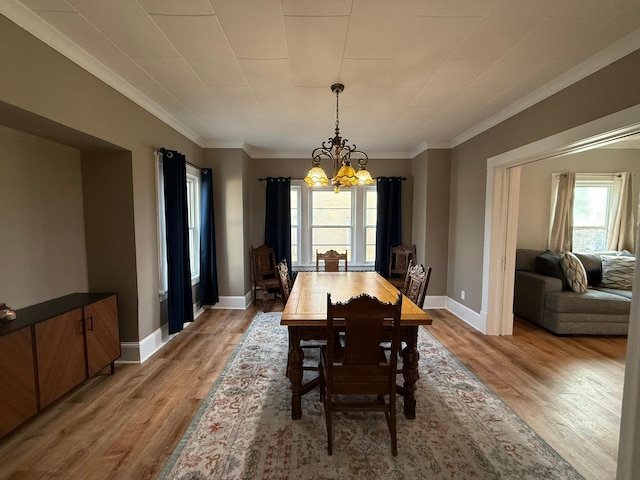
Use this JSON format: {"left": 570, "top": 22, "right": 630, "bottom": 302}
{"left": 316, "top": 249, "right": 348, "bottom": 272}
{"left": 319, "top": 292, "right": 403, "bottom": 456}
{"left": 276, "top": 259, "right": 292, "bottom": 305}
{"left": 402, "top": 263, "right": 431, "bottom": 309}
{"left": 250, "top": 245, "right": 281, "bottom": 311}
{"left": 387, "top": 244, "right": 416, "bottom": 289}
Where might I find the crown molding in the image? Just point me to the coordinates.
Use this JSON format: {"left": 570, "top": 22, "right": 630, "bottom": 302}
{"left": 0, "top": 0, "right": 205, "bottom": 147}
{"left": 452, "top": 29, "right": 640, "bottom": 148}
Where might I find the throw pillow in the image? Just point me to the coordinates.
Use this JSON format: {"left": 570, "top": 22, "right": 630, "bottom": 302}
{"left": 600, "top": 255, "right": 635, "bottom": 290}
{"left": 574, "top": 253, "right": 603, "bottom": 287}
{"left": 560, "top": 252, "right": 588, "bottom": 293}
{"left": 535, "top": 250, "right": 567, "bottom": 290}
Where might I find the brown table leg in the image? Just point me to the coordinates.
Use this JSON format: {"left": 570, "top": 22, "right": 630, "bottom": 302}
{"left": 288, "top": 326, "right": 304, "bottom": 420}
{"left": 400, "top": 326, "right": 420, "bottom": 419}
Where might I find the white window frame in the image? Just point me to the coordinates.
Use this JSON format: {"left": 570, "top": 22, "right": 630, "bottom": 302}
{"left": 291, "top": 180, "right": 376, "bottom": 269}
{"left": 156, "top": 155, "right": 201, "bottom": 297}
{"left": 290, "top": 185, "right": 301, "bottom": 264}
{"left": 572, "top": 173, "right": 615, "bottom": 252}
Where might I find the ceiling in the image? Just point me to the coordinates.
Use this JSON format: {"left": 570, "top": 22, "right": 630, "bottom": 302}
{"left": 3, "top": 0, "right": 640, "bottom": 158}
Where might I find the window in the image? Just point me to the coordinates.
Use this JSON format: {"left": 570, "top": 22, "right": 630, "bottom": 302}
{"left": 573, "top": 178, "right": 612, "bottom": 252}
{"left": 185, "top": 171, "right": 201, "bottom": 280}
{"left": 290, "top": 186, "right": 300, "bottom": 263}
{"left": 156, "top": 160, "right": 201, "bottom": 296}
{"left": 291, "top": 181, "right": 376, "bottom": 267}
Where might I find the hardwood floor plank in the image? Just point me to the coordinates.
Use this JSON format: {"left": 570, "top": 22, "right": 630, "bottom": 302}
{"left": 0, "top": 304, "right": 625, "bottom": 480}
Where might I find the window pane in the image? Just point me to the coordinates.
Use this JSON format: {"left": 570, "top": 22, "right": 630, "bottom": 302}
{"left": 574, "top": 186, "right": 609, "bottom": 227}
{"left": 573, "top": 227, "right": 608, "bottom": 252}
{"left": 313, "top": 227, "right": 351, "bottom": 245}
{"left": 290, "top": 188, "right": 299, "bottom": 263}
{"left": 312, "top": 191, "right": 352, "bottom": 225}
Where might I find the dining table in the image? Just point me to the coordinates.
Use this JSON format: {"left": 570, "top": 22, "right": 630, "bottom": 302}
{"left": 280, "top": 271, "right": 432, "bottom": 420}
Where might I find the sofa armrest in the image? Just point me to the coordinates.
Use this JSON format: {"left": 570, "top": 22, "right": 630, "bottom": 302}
{"left": 514, "top": 271, "right": 563, "bottom": 324}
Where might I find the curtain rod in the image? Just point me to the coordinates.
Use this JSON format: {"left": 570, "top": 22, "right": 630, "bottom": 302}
{"left": 257, "top": 176, "right": 407, "bottom": 181}
{"left": 155, "top": 148, "right": 202, "bottom": 171}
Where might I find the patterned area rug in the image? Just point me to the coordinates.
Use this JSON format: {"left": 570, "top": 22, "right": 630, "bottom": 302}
{"left": 159, "top": 312, "right": 583, "bottom": 480}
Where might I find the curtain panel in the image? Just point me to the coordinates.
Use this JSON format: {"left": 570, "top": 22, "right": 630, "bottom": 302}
{"left": 548, "top": 172, "right": 575, "bottom": 252}
{"left": 200, "top": 169, "right": 220, "bottom": 306}
{"left": 161, "top": 148, "right": 194, "bottom": 334}
{"left": 375, "top": 176, "right": 403, "bottom": 277}
{"left": 264, "top": 177, "right": 292, "bottom": 268}
{"left": 607, "top": 172, "right": 635, "bottom": 252}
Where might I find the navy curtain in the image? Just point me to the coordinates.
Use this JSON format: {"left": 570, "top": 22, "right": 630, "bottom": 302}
{"left": 375, "top": 176, "right": 403, "bottom": 277}
{"left": 264, "top": 177, "right": 291, "bottom": 268}
{"left": 199, "top": 169, "right": 219, "bottom": 306}
{"left": 162, "top": 148, "right": 194, "bottom": 334}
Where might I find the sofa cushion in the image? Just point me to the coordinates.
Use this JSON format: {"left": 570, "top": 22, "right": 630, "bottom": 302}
{"left": 560, "top": 252, "right": 588, "bottom": 293}
{"left": 516, "top": 249, "right": 543, "bottom": 272}
{"left": 595, "top": 287, "right": 633, "bottom": 299}
{"left": 600, "top": 255, "right": 635, "bottom": 290}
{"left": 535, "top": 250, "right": 566, "bottom": 289}
{"left": 574, "top": 252, "right": 603, "bottom": 287}
{"left": 545, "top": 289, "right": 631, "bottom": 315}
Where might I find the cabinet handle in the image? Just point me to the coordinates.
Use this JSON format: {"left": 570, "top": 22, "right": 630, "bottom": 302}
{"left": 87, "top": 316, "right": 94, "bottom": 331}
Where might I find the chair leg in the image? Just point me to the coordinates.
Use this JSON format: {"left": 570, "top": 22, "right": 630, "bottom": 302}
{"left": 326, "top": 400, "right": 333, "bottom": 455}
{"left": 389, "top": 393, "right": 397, "bottom": 457}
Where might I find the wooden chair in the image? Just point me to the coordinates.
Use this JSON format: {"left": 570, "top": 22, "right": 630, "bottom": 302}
{"left": 388, "top": 244, "right": 416, "bottom": 289}
{"left": 402, "top": 263, "right": 431, "bottom": 309}
{"left": 250, "top": 245, "right": 281, "bottom": 310}
{"left": 316, "top": 249, "right": 348, "bottom": 272}
{"left": 319, "top": 292, "right": 403, "bottom": 456}
{"left": 276, "top": 259, "right": 292, "bottom": 305}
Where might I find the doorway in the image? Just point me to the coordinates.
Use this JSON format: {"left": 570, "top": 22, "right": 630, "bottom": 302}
{"left": 482, "top": 105, "right": 640, "bottom": 336}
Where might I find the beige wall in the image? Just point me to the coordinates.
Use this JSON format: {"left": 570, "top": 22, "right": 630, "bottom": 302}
{"left": 450, "top": 49, "right": 640, "bottom": 313}
{"left": 0, "top": 125, "right": 89, "bottom": 309}
{"left": 517, "top": 148, "right": 640, "bottom": 250}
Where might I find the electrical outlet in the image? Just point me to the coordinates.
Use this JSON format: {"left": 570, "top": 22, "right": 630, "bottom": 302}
{"left": 461, "top": 290, "right": 466, "bottom": 300}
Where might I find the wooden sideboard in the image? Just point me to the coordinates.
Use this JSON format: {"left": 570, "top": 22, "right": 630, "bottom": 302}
{"left": 0, "top": 293, "right": 120, "bottom": 438}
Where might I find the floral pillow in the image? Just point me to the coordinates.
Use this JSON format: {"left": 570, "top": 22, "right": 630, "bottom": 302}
{"left": 600, "top": 255, "right": 635, "bottom": 290}
{"left": 560, "top": 252, "right": 588, "bottom": 293}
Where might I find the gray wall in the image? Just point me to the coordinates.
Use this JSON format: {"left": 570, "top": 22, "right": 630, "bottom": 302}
{"left": 247, "top": 156, "right": 415, "bottom": 268}
{"left": 0, "top": 125, "right": 89, "bottom": 309}
{"left": 517, "top": 148, "right": 640, "bottom": 250}
{"left": 411, "top": 149, "right": 451, "bottom": 297}
{"left": 0, "top": 16, "right": 202, "bottom": 341}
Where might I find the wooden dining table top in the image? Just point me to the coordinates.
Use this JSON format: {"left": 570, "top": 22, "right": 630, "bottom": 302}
{"left": 280, "top": 271, "right": 432, "bottom": 326}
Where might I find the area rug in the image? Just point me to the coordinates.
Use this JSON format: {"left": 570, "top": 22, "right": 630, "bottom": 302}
{"left": 159, "top": 312, "right": 584, "bottom": 480}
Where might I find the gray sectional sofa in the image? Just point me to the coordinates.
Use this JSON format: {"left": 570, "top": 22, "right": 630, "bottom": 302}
{"left": 514, "top": 249, "right": 632, "bottom": 335}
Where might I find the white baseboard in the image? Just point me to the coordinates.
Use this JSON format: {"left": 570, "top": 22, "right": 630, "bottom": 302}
{"left": 116, "top": 307, "right": 206, "bottom": 364}
{"left": 117, "top": 294, "right": 488, "bottom": 364}
{"left": 423, "top": 295, "right": 447, "bottom": 309}
{"left": 203, "top": 294, "right": 251, "bottom": 310}
{"left": 446, "top": 297, "right": 485, "bottom": 333}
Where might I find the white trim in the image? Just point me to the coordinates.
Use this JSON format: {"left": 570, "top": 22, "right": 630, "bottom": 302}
{"left": 483, "top": 105, "right": 640, "bottom": 338}
{"left": 203, "top": 294, "right": 251, "bottom": 310}
{"left": 0, "top": 0, "right": 205, "bottom": 147}
{"left": 453, "top": 30, "right": 640, "bottom": 148}
{"left": 446, "top": 298, "right": 485, "bottom": 333}
{"left": 116, "top": 307, "right": 206, "bottom": 364}
{"left": 423, "top": 295, "right": 447, "bottom": 309}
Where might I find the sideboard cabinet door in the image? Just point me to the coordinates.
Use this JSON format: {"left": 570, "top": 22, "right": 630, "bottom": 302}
{"left": 0, "top": 328, "right": 38, "bottom": 437}
{"left": 35, "top": 309, "right": 87, "bottom": 409}
{"left": 84, "top": 295, "right": 120, "bottom": 377}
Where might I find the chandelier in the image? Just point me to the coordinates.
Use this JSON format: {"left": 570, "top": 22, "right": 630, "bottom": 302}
{"left": 304, "top": 83, "right": 374, "bottom": 192}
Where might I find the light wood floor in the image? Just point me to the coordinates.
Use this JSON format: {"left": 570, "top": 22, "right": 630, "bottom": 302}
{"left": 0, "top": 304, "right": 626, "bottom": 480}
